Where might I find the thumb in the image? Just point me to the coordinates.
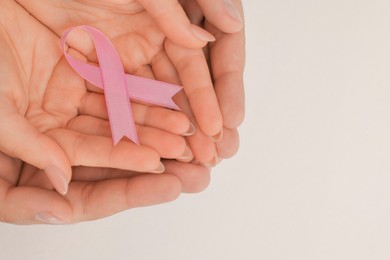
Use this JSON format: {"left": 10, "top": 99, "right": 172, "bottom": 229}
{"left": 0, "top": 183, "right": 72, "bottom": 225}
{"left": 137, "top": 0, "right": 215, "bottom": 48}
{"left": 0, "top": 98, "right": 71, "bottom": 195}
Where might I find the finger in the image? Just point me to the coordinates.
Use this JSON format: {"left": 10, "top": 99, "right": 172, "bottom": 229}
{"left": 206, "top": 16, "right": 246, "bottom": 129}
{"left": 163, "top": 160, "right": 210, "bottom": 193}
{"left": 71, "top": 166, "right": 139, "bottom": 182}
{"left": 137, "top": 0, "right": 215, "bottom": 48}
{"left": 0, "top": 181, "right": 72, "bottom": 224}
{"left": 71, "top": 162, "right": 210, "bottom": 194}
{"left": 180, "top": 0, "right": 204, "bottom": 25}
{"left": 165, "top": 40, "right": 223, "bottom": 139}
{"left": 19, "top": 166, "right": 137, "bottom": 185}
{"left": 18, "top": 167, "right": 54, "bottom": 190}
{"left": 152, "top": 81, "right": 215, "bottom": 164}
{"left": 151, "top": 52, "right": 216, "bottom": 162}
{"left": 216, "top": 127, "right": 240, "bottom": 159}
{"left": 0, "top": 174, "right": 182, "bottom": 224}
{"left": 187, "top": 130, "right": 216, "bottom": 163}
{"left": 46, "top": 129, "right": 164, "bottom": 173}
{"left": 66, "top": 115, "right": 192, "bottom": 160}
{"left": 196, "top": 0, "right": 243, "bottom": 33}
{"left": 0, "top": 151, "right": 22, "bottom": 184}
{"left": 0, "top": 98, "right": 71, "bottom": 195}
{"left": 69, "top": 162, "right": 211, "bottom": 195}
{"left": 78, "top": 92, "right": 194, "bottom": 136}
{"left": 67, "top": 174, "right": 182, "bottom": 223}
{"left": 171, "top": 91, "right": 217, "bottom": 163}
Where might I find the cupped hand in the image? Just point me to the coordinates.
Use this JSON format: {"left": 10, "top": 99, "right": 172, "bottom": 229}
{"left": 0, "top": 0, "right": 193, "bottom": 194}
{"left": 0, "top": 0, "right": 245, "bottom": 224}
{"left": 0, "top": 0, "right": 213, "bottom": 224}
{"left": 16, "top": 0, "right": 223, "bottom": 163}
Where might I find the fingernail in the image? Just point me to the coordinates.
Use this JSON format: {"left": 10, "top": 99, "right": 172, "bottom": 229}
{"left": 199, "top": 154, "right": 221, "bottom": 168}
{"left": 224, "top": 0, "right": 243, "bottom": 23}
{"left": 150, "top": 162, "right": 165, "bottom": 174}
{"left": 209, "top": 129, "right": 224, "bottom": 143}
{"left": 177, "top": 146, "right": 194, "bottom": 162}
{"left": 183, "top": 123, "right": 196, "bottom": 136}
{"left": 35, "top": 212, "right": 65, "bottom": 224}
{"left": 190, "top": 25, "right": 216, "bottom": 42}
{"left": 45, "top": 165, "right": 69, "bottom": 195}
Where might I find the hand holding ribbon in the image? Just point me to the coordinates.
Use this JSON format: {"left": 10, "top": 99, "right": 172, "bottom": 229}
{"left": 61, "top": 26, "right": 182, "bottom": 145}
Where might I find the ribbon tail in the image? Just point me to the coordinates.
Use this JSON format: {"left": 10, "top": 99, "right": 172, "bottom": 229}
{"left": 126, "top": 75, "right": 182, "bottom": 110}
{"left": 111, "top": 118, "right": 139, "bottom": 145}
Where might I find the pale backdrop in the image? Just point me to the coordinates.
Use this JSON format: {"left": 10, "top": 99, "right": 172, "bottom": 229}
{"left": 1, "top": 1, "right": 390, "bottom": 259}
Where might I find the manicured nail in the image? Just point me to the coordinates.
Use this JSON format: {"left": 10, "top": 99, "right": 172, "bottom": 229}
{"left": 209, "top": 129, "right": 224, "bottom": 143}
{"left": 35, "top": 212, "right": 65, "bottom": 224}
{"left": 45, "top": 165, "right": 69, "bottom": 195}
{"left": 190, "top": 25, "right": 216, "bottom": 42}
{"left": 183, "top": 123, "right": 196, "bottom": 136}
{"left": 150, "top": 162, "right": 165, "bottom": 174}
{"left": 224, "top": 0, "right": 243, "bottom": 23}
{"left": 177, "top": 146, "right": 194, "bottom": 162}
{"left": 199, "top": 154, "right": 221, "bottom": 168}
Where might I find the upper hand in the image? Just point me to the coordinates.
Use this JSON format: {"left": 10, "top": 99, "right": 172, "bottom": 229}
{"left": 0, "top": 0, "right": 194, "bottom": 194}
{"left": 0, "top": 0, "right": 212, "bottom": 224}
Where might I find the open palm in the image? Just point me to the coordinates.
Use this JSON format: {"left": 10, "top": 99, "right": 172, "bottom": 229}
{"left": 17, "top": 0, "right": 221, "bottom": 162}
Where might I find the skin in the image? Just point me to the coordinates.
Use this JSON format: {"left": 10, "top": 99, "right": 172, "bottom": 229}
{"left": 0, "top": 0, "right": 245, "bottom": 224}
{"left": 180, "top": 0, "right": 245, "bottom": 160}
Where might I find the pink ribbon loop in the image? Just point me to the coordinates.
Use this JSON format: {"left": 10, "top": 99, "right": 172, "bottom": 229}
{"left": 61, "top": 26, "right": 182, "bottom": 145}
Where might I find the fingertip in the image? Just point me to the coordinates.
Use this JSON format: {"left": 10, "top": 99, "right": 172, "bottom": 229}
{"left": 150, "top": 162, "right": 165, "bottom": 174}
{"left": 200, "top": 120, "right": 224, "bottom": 140}
{"left": 187, "top": 133, "right": 216, "bottom": 163}
{"left": 44, "top": 165, "right": 70, "bottom": 195}
{"left": 199, "top": 153, "right": 222, "bottom": 168}
{"left": 224, "top": 106, "right": 245, "bottom": 129}
{"left": 215, "top": 75, "right": 246, "bottom": 129}
{"left": 189, "top": 24, "right": 215, "bottom": 43}
{"left": 131, "top": 174, "right": 182, "bottom": 206}
{"left": 198, "top": 0, "right": 244, "bottom": 34}
{"left": 139, "top": 0, "right": 211, "bottom": 49}
{"left": 159, "top": 175, "right": 182, "bottom": 202}
{"left": 182, "top": 122, "right": 196, "bottom": 136}
{"left": 209, "top": 129, "right": 224, "bottom": 143}
{"left": 166, "top": 24, "right": 213, "bottom": 49}
{"left": 221, "top": 0, "right": 244, "bottom": 33}
{"left": 164, "top": 160, "right": 211, "bottom": 193}
{"left": 176, "top": 145, "right": 194, "bottom": 163}
{"left": 193, "top": 101, "right": 224, "bottom": 138}
{"left": 134, "top": 145, "right": 162, "bottom": 173}
{"left": 216, "top": 128, "right": 240, "bottom": 158}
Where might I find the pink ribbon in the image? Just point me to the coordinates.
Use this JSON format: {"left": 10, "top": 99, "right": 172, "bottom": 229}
{"left": 60, "top": 26, "right": 182, "bottom": 145}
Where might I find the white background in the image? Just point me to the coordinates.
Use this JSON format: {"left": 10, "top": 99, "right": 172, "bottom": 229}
{"left": 1, "top": 1, "right": 390, "bottom": 259}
